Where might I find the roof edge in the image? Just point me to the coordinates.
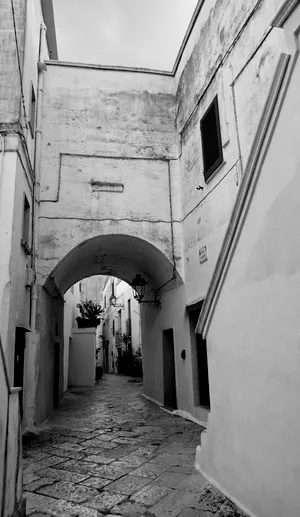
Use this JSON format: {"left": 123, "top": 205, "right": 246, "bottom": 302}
{"left": 172, "top": 0, "right": 206, "bottom": 76}
{"left": 41, "top": 0, "right": 58, "bottom": 60}
{"left": 196, "top": 51, "right": 293, "bottom": 338}
{"left": 44, "top": 60, "right": 173, "bottom": 77}
{"left": 272, "top": 0, "right": 300, "bottom": 28}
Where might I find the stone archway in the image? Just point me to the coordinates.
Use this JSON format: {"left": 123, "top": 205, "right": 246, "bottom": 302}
{"left": 25, "top": 233, "right": 190, "bottom": 428}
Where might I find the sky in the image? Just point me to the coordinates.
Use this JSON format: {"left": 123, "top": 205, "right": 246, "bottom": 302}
{"left": 52, "top": 0, "right": 198, "bottom": 70}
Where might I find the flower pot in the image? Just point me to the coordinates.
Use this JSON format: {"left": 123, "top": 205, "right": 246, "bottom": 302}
{"left": 76, "top": 317, "right": 100, "bottom": 329}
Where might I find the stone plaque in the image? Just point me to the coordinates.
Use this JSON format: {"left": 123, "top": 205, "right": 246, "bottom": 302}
{"left": 199, "top": 246, "right": 208, "bottom": 263}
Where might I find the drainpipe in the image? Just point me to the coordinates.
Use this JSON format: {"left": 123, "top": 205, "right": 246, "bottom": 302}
{"left": 25, "top": 23, "right": 47, "bottom": 430}
{"left": 30, "top": 23, "right": 47, "bottom": 331}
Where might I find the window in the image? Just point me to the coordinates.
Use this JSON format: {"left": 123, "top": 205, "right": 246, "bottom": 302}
{"left": 22, "top": 195, "right": 30, "bottom": 244}
{"left": 112, "top": 320, "right": 115, "bottom": 336}
{"left": 79, "top": 283, "right": 82, "bottom": 293}
{"left": 111, "top": 281, "right": 115, "bottom": 297}
{"left": 200, "top": 96, "right": 223, "bottom": 181}
{"left": 28, "top": 83, "right": 36, "bottom": 138}
{"left": 127, "top": 299, "right": 131, "bottom": 320}
{"left": 104, "top": 296, "right": 106, "bottom": 309}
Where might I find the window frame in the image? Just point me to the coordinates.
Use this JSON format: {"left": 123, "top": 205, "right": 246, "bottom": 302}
{"left": 200, "top": 95, "right": 223, "bottom": 182}
{"left": 28, "top": 82, "right": 36, "bottom": 138}
{"left": 22, "top": 194, "right": 30, "bottom": 245}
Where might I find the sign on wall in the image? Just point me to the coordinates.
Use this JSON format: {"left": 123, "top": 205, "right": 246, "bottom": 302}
{"left": 199, "top": 246, "right": 208, "bottom": 264}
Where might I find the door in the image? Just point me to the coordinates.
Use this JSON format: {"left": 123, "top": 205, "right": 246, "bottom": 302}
{"left": 196, "top": 333, "right": 210, "bottom": 408}
{"left": 14, "top": 327, "right": 26, "bottom": 419}
{"left": 163, "top": 329, "right": 177, "bottom": 410}
{"left": 103, "top": 340, "right": 109, "bottom": 373}
{"left": 188, "top": 308, "right": 210, "bottom": 408}
{"left": 53, "top": 342, "right": 60, "bottom": 409}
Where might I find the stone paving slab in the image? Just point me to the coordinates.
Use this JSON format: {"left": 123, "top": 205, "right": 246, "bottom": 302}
{"left": 23, "top": 375, "right": 247, "bottom": 517}
{"left": 104, "top": 474, "right": 149, "bottom": 495}
{"left": 131, "top": 484, "right": 172, "bottom": 506}
{"left": 85, "top": 492, "right": 127, "bottom": 511}
{"left": 38, "top": 481, "right": 99, "bottom": 503}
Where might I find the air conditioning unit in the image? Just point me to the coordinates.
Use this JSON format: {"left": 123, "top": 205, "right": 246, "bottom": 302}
{"left": 25, "top": 268, "right": 35, "bottom": 287}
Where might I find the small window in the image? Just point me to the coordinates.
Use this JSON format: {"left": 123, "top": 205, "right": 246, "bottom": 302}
{"left": 28, "top": 83, "right": 36, "bottom": 138}
{"left": 111, "top": 282, "right": 115, "bottom": 297}
{"left": 79, "top": 282, "right": 82, "bottom": 293}
{"left": 104, "top": 296, "right": 106, "bottom": 309}
{"left": 112, "top": 320, "right": 115, "bottom": 336}
{"left": 200, "top": 96, "right": 223, "bottom": 181}
{"left": 22, "top": 195, "right": 30, "bottom": 244}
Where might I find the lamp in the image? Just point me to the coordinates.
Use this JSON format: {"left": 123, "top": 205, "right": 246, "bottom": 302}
{"left": 131, "top": 274, "right": 161, "bottom": 308}
{"left": 110, "top": 294, "right": 123, "bottom": 308}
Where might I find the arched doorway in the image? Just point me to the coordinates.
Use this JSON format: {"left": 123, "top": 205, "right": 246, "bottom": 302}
{"left": 25, "top": 234, "right": 194, "bottom": 428}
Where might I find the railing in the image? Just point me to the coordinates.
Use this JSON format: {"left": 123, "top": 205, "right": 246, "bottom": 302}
{"left": 0, "top": 336, "right": 24, "bottom": 517}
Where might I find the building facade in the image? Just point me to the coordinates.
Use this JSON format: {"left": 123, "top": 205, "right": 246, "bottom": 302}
{"left": 101, "top": 277, "right": 141, "bottom": 375}
{"left": 0, "top": 0, "right": 299, "bottom": 515}
{"left": 0, "top": 0, "right": 57, "bottom": 424}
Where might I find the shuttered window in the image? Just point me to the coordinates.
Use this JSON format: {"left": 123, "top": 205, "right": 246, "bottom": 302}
{"left": 200, "top": 96, "right": 223, "bottom": 181}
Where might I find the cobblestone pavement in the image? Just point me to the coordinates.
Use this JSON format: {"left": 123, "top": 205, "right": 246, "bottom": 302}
{"left": 23, "top": 375, "right": 246, "bottom": 517}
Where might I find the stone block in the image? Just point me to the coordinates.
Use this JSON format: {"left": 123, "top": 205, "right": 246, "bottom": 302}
{"left": 93, "top": 462, "right": 132, "bottom": 480}
{"left": 37, "top": 482, "right": 98, "bottom": 503}
{"left": 131, "top": 484, "right": 172, "bottom": 506}
{"left": 104, "top": 474, "right": 149, "bottom": 495}
{"left": 80, "top": 477, "right": 112, "bottom": 489}
{"left": 111, "top": 501, "right": 147, "bottom": 516}
{"left": 85, "top": 492, "right": 127, "bottom": 512}
{"left": 37, "top": 467, "right": 90, "bottom": 483}
{"left": 149, "top": 489, "right": 198, "bottom": 517}
{"left": 131, "top": 460, "right": 169, "bottom": 479}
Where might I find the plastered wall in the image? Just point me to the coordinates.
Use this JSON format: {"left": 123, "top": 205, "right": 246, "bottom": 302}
{"left": 201, "top": 20, "right": 300, "bottom": 517}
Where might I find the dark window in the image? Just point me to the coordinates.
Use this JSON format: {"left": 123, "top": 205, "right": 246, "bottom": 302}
{"left": 104, "top": 296, "right": 106, "bottom": 309}
{"left": 111, "top": 281, "right": 115, "bottom": 297}
{"left": 127, "top": 299, "right": 131, "bottom": 320}
{"left": 200, "top": 96, "right": 223, "bottom": 181}
{"left": 28, "top": 83, "right": 36, "bottom": 138}
{"left": 22, "top": 195, "right": 30, "bottom": 243}
{"left": 112, "top": 320, "right": 115, "bottom": 336}
{"left": 79, "top": 283, "right": 82, "bottom": 293}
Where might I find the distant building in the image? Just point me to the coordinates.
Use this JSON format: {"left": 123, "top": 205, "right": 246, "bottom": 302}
{"left": 100, "top": 277, "right": 141, "bottom": 375}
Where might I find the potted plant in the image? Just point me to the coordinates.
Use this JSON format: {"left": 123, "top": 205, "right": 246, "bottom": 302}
{"left": 76, "top": 299, "right": 104, "bottom": 328}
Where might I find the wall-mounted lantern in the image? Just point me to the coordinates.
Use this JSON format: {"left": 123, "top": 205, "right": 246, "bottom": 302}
{"left": 130, "top": 274, "right": 161, "bottom": 309}
{"left": 110, "top": 294, "right": 123, "bottom": 308}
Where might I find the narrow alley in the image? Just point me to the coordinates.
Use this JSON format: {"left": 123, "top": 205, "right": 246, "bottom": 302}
{"left": 23, "top": 375, "right": 245, "bottom": 517}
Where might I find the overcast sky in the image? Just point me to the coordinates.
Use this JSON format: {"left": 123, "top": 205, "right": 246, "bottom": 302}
{"left": 52, "top": 0, "right": 198, "bottom": 70}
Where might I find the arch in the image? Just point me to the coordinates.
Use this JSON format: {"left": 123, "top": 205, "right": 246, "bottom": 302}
{"left": 44, "top": 233, "right": 177, "bottom": 296}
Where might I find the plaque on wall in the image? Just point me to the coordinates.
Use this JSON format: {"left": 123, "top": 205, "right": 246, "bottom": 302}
{"left": 199, "top": 246, "right": 208, "bottom": 263}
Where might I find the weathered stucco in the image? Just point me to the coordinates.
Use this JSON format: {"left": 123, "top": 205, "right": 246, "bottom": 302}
{"left": 0, "top": 0, "right": 26, "bottom": 127}
{"left": 32, "top": 0, "right": 289, "bottom": 431}
{"left": 175, "top": 0, "right": 285, "bottom": 305}
{"left": 199, "top": 6, "right": 300, "bottom": 516}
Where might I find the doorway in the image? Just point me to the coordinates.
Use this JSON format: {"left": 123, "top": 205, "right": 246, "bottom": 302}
{"left": 14, "top": 327, "right": 26, "bottom": 419}
{"left": 53, "top": 342, "right": 60, "bottom": 409}
{"left": 162, "top": 328, "right": 177, "bottom": 410}
{"left": 188, "top": 308, "right": 210, "bottom": 408}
